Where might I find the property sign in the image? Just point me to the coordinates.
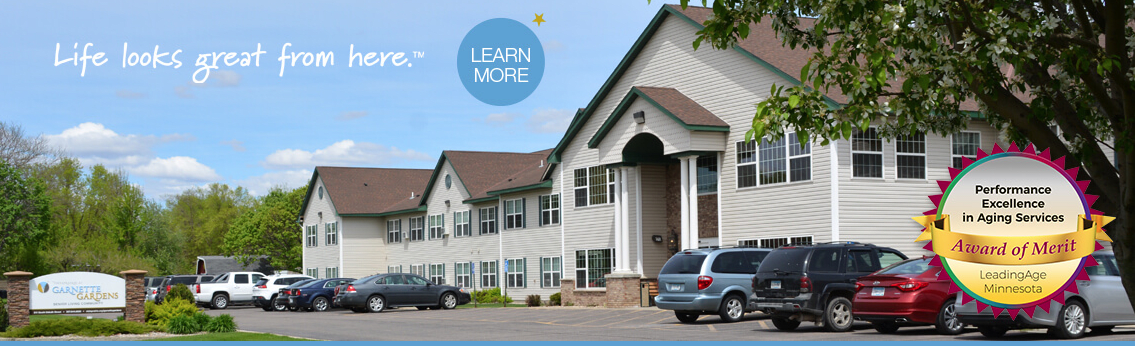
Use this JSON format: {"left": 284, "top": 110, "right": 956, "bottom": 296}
{"left": 29, "top": 272, "right": 127, "bottom": 315}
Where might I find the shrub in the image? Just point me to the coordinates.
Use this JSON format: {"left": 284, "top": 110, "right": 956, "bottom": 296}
{"left": 501, "top": 295, "right": 513, "bottom": 304}
{"left": 165, "top": 284, "right": 195, "bottom": 304}
{"left": 1, "top": 298, "right": 8, "bottom": 332}
{"left": 147, "top": 297, "right": 199, "bottom": 327}
{"left": 473, "top": 287, "right": 502, "bottom": 304}
{"left": 192, "top": 313, "right": 212, "bottom": 329}
{"left": 144, "top": 301, "right": 157, "bottom": 324}
{"left": 526, "top": 294, "right": 541, "bottom": 307}
{"left": 205, "top": 314, "right": 237, "bottom": 333}
{"left": 165, "top": 315, "right": 201, "bottom": 334}
{"left": 1, "top": 318, "right": 158, "bottom": 338}
{"left": 549, "top": 292, "right": 561, "bottom": 306}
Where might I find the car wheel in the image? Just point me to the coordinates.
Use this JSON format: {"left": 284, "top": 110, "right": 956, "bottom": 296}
{"left": 313, "top": 297, "right": 330, "bottom": 312}
{"left": 771, "top": 317, "right": 801, "bottom": 331}
{"left": 273, "top": 297, "right": 287, "bottom": 311}
{"left": 1052, "top": 300, "right": 1087, "bottom": 339}
{"left": 441, "top": 293, "right": 458, "bottom": 309}
{"left": 872, "top": 322, "right": 899, "bottom": 334}
{"left": 674, "top": 312, "right": 699, "bottom": 323}
{"left": 936, "top": 301, "right": 965, "bottom": 335}
{"left": 822, "top": 297, "right": 853, "bottom": 332}
{"left": 977, "top": 325, "right": 1008, "bottom": 338}
{"left": 211, "top": 294, "right": 229, "bottom": 310}
{"left": 367, "top": 295, "right": 386, "bottom": 313}
{"left": 261, "top": 302, "right": 273, "bottom": 311}
{"left": 717, "top": 295, "right": 745, "bottom": 323}
{"left": 1090, "top": 326, "right": 1114, "bottom": 334}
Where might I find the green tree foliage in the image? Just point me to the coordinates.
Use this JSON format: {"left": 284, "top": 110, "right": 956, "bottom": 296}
{"left": 0, "top": 160, "right": 52, "bottom": 273}
{"left": 165, "top": 183, "right": 252, "bottom": 274}
{"left": 677, "top": 0, "right": 1134, "bottom": 307}
{"left": 221, "top": 186, "right": 306, "bottom": 272}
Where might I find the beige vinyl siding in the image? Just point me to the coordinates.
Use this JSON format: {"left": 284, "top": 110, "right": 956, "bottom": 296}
{"left": 639, "top": 165, "right": 670, "bottom": 277}
{"left": 596, "top": 96, "right": 726, "bottom": 165}
{"left": 342, "top": 216, "right": 385, "bottom": 278}
{"left": 302, "top": 176, "right": 342, "bottom": 278}
{"left": 498, "top": 189, "right": 565, "bottom": 297}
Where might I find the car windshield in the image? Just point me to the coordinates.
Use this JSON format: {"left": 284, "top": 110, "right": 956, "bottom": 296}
{"left": 877, "top": 257, "right": 932, "bottom": 275}
{"left": 214, "top": 273, "right": 229, "bottom": 282}
{"left": 660, "top": 254, "right": 707, "bottom": 274}
{"left": 287, "top": 279, "right": 315, "bottom": 288}
{"left": 302, "top": 280, "right": 326, "bottom": 288}
{"left": 355, "top": 275, "right": 382, "bottom": 285}
{"left": 757, "top": 248, "right": 811, "bottom": 273}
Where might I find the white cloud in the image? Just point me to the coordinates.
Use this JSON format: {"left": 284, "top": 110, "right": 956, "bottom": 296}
{"left": 175, "top": 70, "right": 241, "bottom": 98}
{"left": 475, "top": 112, "right": 519, "bottom": 125}
{"left": 236, "top": 170, "right": 312, "bottom": 196}
{"left": 128, "top": 156, "right": 222, "bottom": 182}
{"left": 221, "top": 139, "right": 246, "bottom": 152}
{"left": 337, "top": 111, "right": 368, "bottom": 121}
{"left": 262, "top": 140, "right": 433, "bottom": 170}
{"left": 211, "top": 70, "right": 242, "bottom": 86}
{"left": 525, "top": 108, "right": 574, "bottom": 133}
{"left": 543, "top": 40, "right": 565, "bottom": 52}
{"left": 44, "top": 122, "right": 193, "bottom": 164}
{"left": 115, "top": 90, "right": 146, "bottom": 99}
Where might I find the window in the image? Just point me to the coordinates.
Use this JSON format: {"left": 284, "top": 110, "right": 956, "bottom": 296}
{"left": 388, "top": 265, "right": 402, "bottom": 273}
{"left": 573, "top": 168, "right": 588, "bottom": 207}
{"left": 738, "top": 236, "right": 813, "bottom": 248}
{"left": 387, "top": 219, "right": 402, "bottom": 243}
{"left": 852, "top": 128, "right": 884, "bottom": 178}
{"left": 539, "top": 194, "right": 560, "bottom": 226}
{"left": 952, "top": 132, "right": 981, "bottom": 168}
{"left": 383, "top": 275, "right": 405, "bottom": 285}
{"left": 324, "top": 222, "right": 338, "bottom": 246}
{"left": 445, "top": 174, "right": 452, "bottom": 189}
{"left": 479, "top": 207, "right": 497, "bottom": 235}
{"left": 234, "top": 274, "right": 249, "bottom": 284}
{"left": 410, "top": 264, "right": 425, "bottom": 277}
{"left": 453, "top": 211, "right": 471, "bottom": 237}
{"left": 697, "top": 156, "right": 718, "bottom": 194}
{"left": 737, "top": 132, "right": 812, "bottom": 188}
{"left": 506, "top": 258, "right": 525, "bottom": 288}
{"left": 305, "top": 225, "right": 317, "bottom": 247}
{"left": 573, "top": 166, "right": 614, "bottom": 207}
{"left": 429, "top": 263, "right": 446, "bottom": 284}
{"left": 428, "top": 214, "right": 445, "bottom": 239}
{"left": 480, "top": 261, "right": 497, "bottom": 288}
{"left": 541, "top": 257, "right": 561, "bottom": 288}
{"left": 896, "top": 133, "right": 926, "bottom": 179}
{"left": 504, "top": 199, "right": 525, "bottom": 229}
{"left": 847, "top": 250, "right": 882, "bottom": 272}
{"left": 306, "top": 268, "right": 318, "bottom": 278}
{"left": 877, "top": 251, "right": 905, "bottom": 268}
{"left": 575, "top": 248, "right": 614, "bottom": 288}
{"left": 409, "top": 216, "right": 425, "bottom": 241}
{"left": 325, "top": 267, "right": 339, "bottom": 279}
{"left": 455, "top": 262, "right": 472, "bottom": 288}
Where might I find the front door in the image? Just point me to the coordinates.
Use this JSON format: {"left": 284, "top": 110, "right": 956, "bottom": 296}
{"left": 405, "top": 275, "right": 434, "bottom": 305}
{"left": 380, "top": 275, "right": 412, "bottom": 305}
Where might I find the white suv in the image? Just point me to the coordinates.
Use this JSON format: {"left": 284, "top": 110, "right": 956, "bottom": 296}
{"left": 254, "top": 274, "right": 314, "bottom": 311}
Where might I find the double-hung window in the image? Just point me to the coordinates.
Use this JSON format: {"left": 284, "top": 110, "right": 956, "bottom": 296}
{"left": 573, "top": 166, "right": 614, "bottom": 207}
{"left": 737, "top": 132, "right": 812, "bottom": 188}
{"left": 504, "top": 199, "right": 525, "bottom": 229}
{"left": 788, "top": 135, "right": 812, "bottom": 182}
{"left": 479, "top": 207, "right": 498, "bottom": 234}
{"left": 453, "top": 211, "right": 471, "bottom": 237}
{"left": 454, "top": 262, "right": 472, "bottom": 288}
{"left": 428, "top": 214, "right": 445, "bottom": 239}
{"left": 410, "top": 264, "right": 425, "bottom": 277}
{"left": 305, "top": 225, "right": 318, "bottom": 247}
{"left": 575, "top": 249, "right": 614, "bottom": 288}
{"left": 539, "top": 194, "right": 560, "bottom": 226}
{"left": 506, "top": 258, "right": 525, "bottom": 288}
{"left": 896, "top": 133, "right": 927, "bottom": 179}
{"left": 738, "top": 236, "right": 814, "bottom": 248}
{"left": 852, "top": 128, "right": 884, "bottom": 178}
{"left": 541, "top": 256, "right": 561, "bottom": 288}
{"left": 697, "top": 156, "right": 718, "bottom": 194}
{"left": 388, "top": 265, "right": 402, "bottom": 273}
{"left": 387, "top": 219, "right": 402, "bottom": 243}
{"left": 480, "top": 261, "right": 497, "bottom": 288}
{"left": 324, "top": 222, "right": 338, "bottom": 246}
{"left": 409, "top": 216, "right": 425, "bottom": 241}
{"left": 952, "top": 132, "right": 981, "bottom": 168}
{"left": 325, "top": 267, "right": 339, "bottom": 279}
{"left": 306, "top": 268, "right": 318, "bottom": 278}
{"left": 429, "top": 263, "right": 446, "bottom": 284}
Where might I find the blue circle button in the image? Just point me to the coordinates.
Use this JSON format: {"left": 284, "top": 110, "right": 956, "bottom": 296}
{"left": 457, "top": 18, "right": 545, "bottom": 106}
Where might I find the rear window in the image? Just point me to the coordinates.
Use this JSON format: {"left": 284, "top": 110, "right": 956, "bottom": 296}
{"left": 660, "top": 254, "right": 707, "bottom": 274}
{"left": 710, "top": 251, "right": 767, "bottom": 274}
{"left": 170, "top": 277, "right": 197, "bottom": 285}
{"left": 288, "top": 279, "right": 315, "bottom": 288}
{"left": 255, "top": 279, "right": 268, "bottom": 286}
{"left": 878, "top": 258, "right": 932, "bottom": 275}
{"left": 757, "top": 248, "right": 811, "bottom": 273}
{"left": 355, "top": 275, "right": 381, "bottom": 285}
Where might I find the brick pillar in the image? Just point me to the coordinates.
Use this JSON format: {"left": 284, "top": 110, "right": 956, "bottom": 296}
{"left": 120, "top": 270, "right": 147, "bottom": 323}
{"left": 559, "top": 279, "right": 575, "bottom": 306}
{"left": 4, "top": 271, "right": 33, "bottom": 328}
{"left": 604, "top": 273, "right": 642, "bottom": 308}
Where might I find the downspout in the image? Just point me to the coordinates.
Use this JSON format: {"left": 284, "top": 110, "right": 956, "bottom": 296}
{"left": 830, "top": 140, "right": 840, "bottom": 241}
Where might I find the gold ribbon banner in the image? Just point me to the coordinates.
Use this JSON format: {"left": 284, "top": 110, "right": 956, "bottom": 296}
{"left": 913, "top": 214, "right": 1113, "bottom": 265}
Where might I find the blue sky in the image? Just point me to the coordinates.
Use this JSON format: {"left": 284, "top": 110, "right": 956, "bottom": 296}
{"left": 0, "top": 1, "right": 676, "bottom": 198}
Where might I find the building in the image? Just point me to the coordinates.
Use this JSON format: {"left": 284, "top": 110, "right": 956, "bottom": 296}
{"left": 299, "top": 5, "right": 1006, "bottom": 306}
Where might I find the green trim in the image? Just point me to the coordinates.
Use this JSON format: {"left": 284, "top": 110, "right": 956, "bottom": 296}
{"left": 463, "top": 196, "right": 500, "bottom": 205}
{"left": 604, "top": 162, "right": 638, "bottom": 169}
{"left": 297, "top": 168, "right": 322, "bottom": 221}
{"left": 587, "top": 87, "right": 729, "bottom": 148}
{"left": 486, "top": 180, "right": 554, "bottom": 196}
{"left": 418, "top": 152, "right": 473, "bottom": 206}
{"left": 669, "top": 150, "right": 717, "bottom": 159}
{"left": 963, "top": 110, "right": 985, "bottom": 120}
{"left": 340, "top": 205, "right": 427, "bottom": 218}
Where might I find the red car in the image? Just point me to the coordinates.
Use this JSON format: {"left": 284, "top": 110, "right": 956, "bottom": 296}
{"left": 852, "top": 257, "right": 964, "bottom": 335}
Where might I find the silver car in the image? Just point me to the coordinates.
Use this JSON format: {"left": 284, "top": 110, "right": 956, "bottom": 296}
{"left": 957, "top": 251, "right": 1135, "bottom": 339}
{"left": 655, "top": 247, "right": 771, "bottom": 323}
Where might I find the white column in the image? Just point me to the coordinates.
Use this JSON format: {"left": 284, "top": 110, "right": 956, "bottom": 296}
{"left": 635, "top": 166, "right": 644, "bottom": 275}
{"left": 612, "top": 167, "right": 623, "bottom": 270}
{"left": 619, "top": 166, "right": 631, "bottom": 272}
{"left": 679, "top": 157, "right": 690, "bottom": 250}
{"left": 688, "top": 156, "right": 700, "bottom": 248}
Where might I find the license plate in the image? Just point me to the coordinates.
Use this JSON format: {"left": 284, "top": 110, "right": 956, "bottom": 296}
{"left": 770, "top": 280, "right": 781, "bottom": 289}
{"left": 668, "top": 284, "right": 683, "bottom": 291}
{"left": 871, "top": 287, "right": 885, "bottom": 296}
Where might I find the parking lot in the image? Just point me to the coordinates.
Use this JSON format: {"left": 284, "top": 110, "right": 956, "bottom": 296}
{"left": 205, "top": 306, "right": 1135, "bottom": 341}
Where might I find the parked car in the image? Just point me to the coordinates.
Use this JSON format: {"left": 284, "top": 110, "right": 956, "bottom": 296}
{"left": 335, "top": 273, "right": 471, "bottom": 312}
{"left": 253, "top": 274, "right": 313, "bottom": 311}
{"left": 751, "top": 242, "right": 907, "bottom": 332}
{"left": 957, "top": 251, "right": 1135, "bottom": 339}
{"left": 144, "top": 276, "right": 163, "bottom": 302}
{"left": 156, "top": 274, "right": 215, "bottom": 304}
{"left": 274, "top": 279, "right": 318, "bottom": 311}
{"left": 852, "top": 257, "right": 964, "bottom": 334}
{"left": 655, "top": 247, "right": 772, "bottom": 323}
{"left": 195, "top": 271, "right": 265, "bottom": 309}
{"left": 286, "top": 278, "right": 355, "bottom": 312}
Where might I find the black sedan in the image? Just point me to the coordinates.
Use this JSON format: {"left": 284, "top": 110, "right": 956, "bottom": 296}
{"left": 273, "top": 279, "right": 317, "bottom": 311}
{"left": 335, "top": 273, "right": 471, "bottom": 313}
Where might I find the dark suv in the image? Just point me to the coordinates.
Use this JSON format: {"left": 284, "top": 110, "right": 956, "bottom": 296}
{"left": 751, "top": 242, "right": 906, "bottom": 332}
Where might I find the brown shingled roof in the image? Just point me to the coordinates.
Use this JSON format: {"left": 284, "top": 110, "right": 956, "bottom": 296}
{"left": 312, "top": 167, "right": 432, "bottom": 215}
{"left": 444, "top": 149, "right": 552, "bottom": 201}
{"left": 635, "top": 86, "right": 728, "bottom": 127}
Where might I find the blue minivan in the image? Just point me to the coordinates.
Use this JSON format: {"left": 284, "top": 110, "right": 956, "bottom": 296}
{"left": 655, "top": 247, "right": 771, "bottom": 323}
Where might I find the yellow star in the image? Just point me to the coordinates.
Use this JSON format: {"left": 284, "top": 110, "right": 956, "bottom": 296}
{"left": 532, "top": 13, "right": 546, "bottom": 27}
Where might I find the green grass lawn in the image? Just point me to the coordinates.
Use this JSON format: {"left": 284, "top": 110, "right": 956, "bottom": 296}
{"left": 146, "top": 332, "right": 311, "bottom": 341}
{"left": 456, "top": 303, "right": 529, "bottom": 309}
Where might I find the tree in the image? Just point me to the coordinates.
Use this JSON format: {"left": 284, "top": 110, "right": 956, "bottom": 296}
{"left": 679, "top": 1, "right": 1133, "bottom": 307}
{"left": 0, "top": 121, "right": 59, "bottom": 169}
{"left": 0, "top": 160, "right": 51, "bottom": 273}
{"left": 166, "top": 183, "right": 252, "bottom": 273}
{"left": 221, "top": 186, "right": 307, "bottom": 272}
